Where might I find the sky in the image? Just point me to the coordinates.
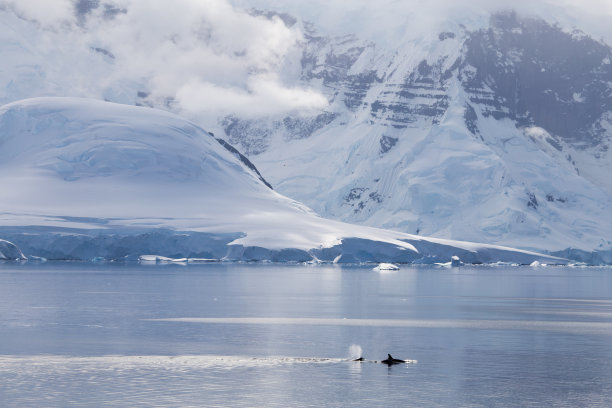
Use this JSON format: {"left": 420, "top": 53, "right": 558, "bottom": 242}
{"left": 1, "top": 0, "right": 612, "bottom": 119}
{"left": 231, "top": 0, "right": 612, "bottom": 45}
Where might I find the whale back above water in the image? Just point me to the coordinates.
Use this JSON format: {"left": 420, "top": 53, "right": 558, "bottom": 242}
{"left": 381, "top": 354, "right": 406, "bottom": 365}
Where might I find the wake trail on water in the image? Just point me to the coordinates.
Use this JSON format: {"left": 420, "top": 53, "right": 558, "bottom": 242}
{"left": 0, "top": 353, "right": 417, "bottom": 371}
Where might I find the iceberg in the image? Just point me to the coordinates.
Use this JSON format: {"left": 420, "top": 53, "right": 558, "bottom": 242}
{"left": 373, "top": 263, "right": 400, "bottom": 271}
{"left": 451, "top": 256, "right": 462, "bottom": 267}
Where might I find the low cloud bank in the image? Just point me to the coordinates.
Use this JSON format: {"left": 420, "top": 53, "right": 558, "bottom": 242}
{"left": 0, "top": 0, "right": 328, "bottom": 118}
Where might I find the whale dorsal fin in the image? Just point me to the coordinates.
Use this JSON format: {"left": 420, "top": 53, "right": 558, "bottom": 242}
{"left": 388, "top": 354, "right": 392, "bottom": 359}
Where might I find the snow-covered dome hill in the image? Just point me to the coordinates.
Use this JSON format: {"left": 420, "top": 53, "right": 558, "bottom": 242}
{"left": 0, "top": 97, "right": 268, "bottom": 185}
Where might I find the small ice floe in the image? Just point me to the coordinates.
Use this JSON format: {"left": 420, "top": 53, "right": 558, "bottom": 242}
{"left": 530, "top": 260, "right": 546, "bottom": 267}
{"left": 451, "top": 255, "right": 462, "bottom": 267}
{"left": 373, "top": 263, "right": 400, "bottom": 271}
{"left": 139, "top": 255, "right": 219, "bottom": 264}
{"left": 489, "top": 261, "right": 520, "bottom": 267}
{"left": 568, "top": 262, "right": 588, "bottom": 268}
{"left": 187, "top": 258, "right": 220, "bottom": 263}
{"left": 139, "top": 255, "right": 187, "bottom": 264}
{"left": 435, "top": 256, "right": 463, "bottom": 267}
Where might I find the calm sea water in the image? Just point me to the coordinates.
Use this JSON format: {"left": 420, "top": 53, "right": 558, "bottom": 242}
{"left": 1, "top": 262, "right": 611, "bottom": 407}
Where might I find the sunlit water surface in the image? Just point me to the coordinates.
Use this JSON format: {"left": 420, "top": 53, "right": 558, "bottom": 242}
{"left": 1, "top": 263, "right": 611, "bottom": 407}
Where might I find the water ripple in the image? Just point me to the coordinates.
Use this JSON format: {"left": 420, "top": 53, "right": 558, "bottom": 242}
{"left": 145, "top": 317, "right": 612, "bottom": 335}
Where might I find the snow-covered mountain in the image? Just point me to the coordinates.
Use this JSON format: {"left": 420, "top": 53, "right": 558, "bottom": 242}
{"left": 0, "top": 3, "right": 610, "bottom": 263}
{"left": 0, "top": 97, "right": 559, "bottom": 264}
{"left": 219, "top": 11, "right": 612, "bottom": 263}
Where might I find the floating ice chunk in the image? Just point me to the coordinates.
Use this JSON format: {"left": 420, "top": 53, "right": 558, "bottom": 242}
{"left": 374, "top": 262, "right": 400, "bottom": 271}
{"left": 27, "top": 255, "right": 47, "bottom": 262}
{"left": 489, "top": 261, "right": 520, "bottom": 267}
{"left": 451, "top": 255, "right": 462, "bottom": 267}
{"left": 139, "top": 255, "right": 186, "bottom": 263}
{"left": 139, "top": 255, "right": 159, "bottom": 263}
{"left": 530, "top": 260, "right": 546, "bottom": 267}
{"left": 437, "top": 256, "right": 463, "bottom": 267}
{"left": 187, "top": 258, "right": 220, "bottom": 263}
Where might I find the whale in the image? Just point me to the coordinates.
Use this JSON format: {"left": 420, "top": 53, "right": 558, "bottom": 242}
{"left": 380, "top": 354, "right": 406, "bottom": 365}
{"left": 352, "top": 357, "right": 365, "bottom": 361}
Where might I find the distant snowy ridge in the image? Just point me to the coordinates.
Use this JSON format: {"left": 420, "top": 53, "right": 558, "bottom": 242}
{"left": 0, "top": 97, "right": 562, "bottom": 264}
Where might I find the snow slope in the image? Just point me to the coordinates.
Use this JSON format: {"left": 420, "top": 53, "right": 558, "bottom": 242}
{"left": 218, "top": 11, "right": 612, "bottom": 263}
{"left": 0, "top": 97, "right": 560, "bottom": 264}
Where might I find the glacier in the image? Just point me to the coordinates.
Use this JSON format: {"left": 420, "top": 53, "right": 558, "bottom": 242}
{"left": 0, "top": 4, "right": 611, "bottom": 263}
{"left": 0, "top": 97, "right": 562, "bottom": 264}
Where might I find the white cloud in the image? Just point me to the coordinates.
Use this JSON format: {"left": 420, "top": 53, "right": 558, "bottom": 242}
{"left": 92, "top": 0, "right": 328, "bottom": 117}
{"left": 0, "top": 0, "right": 328, "bottom": 118}
{"left": 230, "top": 0, "right": 612, "bottom": 45}
{"left": 2, "top": 0, "right": 611, "bottom": 119}
{"left": 175, "top": 74, "right": 328, "bottom": 117}
{"left": 0, "top": 0, "right": 75, "bottom": 27}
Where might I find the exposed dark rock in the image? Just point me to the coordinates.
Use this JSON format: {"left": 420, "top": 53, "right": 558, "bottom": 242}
{"left": 345, "top": 187, "right": 367, "bottom": 202}
{"left": 249, "top": 9, "right": 298, "bottom": 27}
{"left": 462, "top": 11, "right": 612, "bottom": 147}
{"left": 90, "top": 47, "right": 115, "bottom": 59}
{"left": 527, "top": 192, "right": 539, "bottom": 209}
{"left": 222, "top": 117, "right": 272, "bottom": 156}
{"left": 215, "top": 138, "right": 273, "bottom": 189}
{"left": 282, "top": 112, "right": 338, "bottom": 140}
{"left": 379, "top": 135, "right": 398, "bottom": 154}
{"left": 75, "top": 0, "right": 99, "bottom": 15}
{"left": 439, "top": 32, "right": 456, "bottom": 41}
{"left": 464, "top": 104, "right": 479, "bottom": 135}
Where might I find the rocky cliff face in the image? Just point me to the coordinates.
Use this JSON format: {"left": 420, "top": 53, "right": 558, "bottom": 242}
{"left": 230, "top": 11, "right": 612, "bottom": 171}
{"left": 463, "top": 12, "right": 612, "bottom": 146}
